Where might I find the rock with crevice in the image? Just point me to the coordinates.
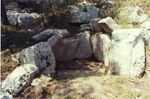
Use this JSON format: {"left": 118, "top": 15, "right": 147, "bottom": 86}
{"left": 1, "top": 64, "right": 39, "bottom": 96}
{"left": 108, "top": 29, "right": 145, "bottom": 77}
{"left": 141, "top": 22, "right": 150, "bottom": 68}
{"left": 75, "top": 31, "right": 93, "bottom": 59}
{"left": 53, "top": 37, "right": 79, "bottom": 61}
{"left": 91, "top": 33, "right": 111, "bottom": 66}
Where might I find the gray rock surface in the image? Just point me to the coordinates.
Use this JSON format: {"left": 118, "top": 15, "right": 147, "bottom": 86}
{"left": 1, "top": 64, "right": 39, "bottom": 96}
{"left": 7, "top": 11, "right": 42, "bottom": 29}
{"left": 91, "top": 33, "right": 111, "bottom": 66}
{"left": 141, "top": 22, "right": 150, "bottom": 68}
{"left": 80, "top": 17, "right": 116, "bottom": 35}
{"left": 18, "top": 42, "right": 56, "bottom": 75}
{"left": 0, "top": 92, "right": 13, "bottom": 99}
{"left": 69, "top": 5, "right": 99, "bottom": 23}
{"left": 108, "top": 29, "right": 145, "bottom": 77}
{"left": 53, "top": 37, "right": 79, "bottom": 61}
{"left": 32, "top": 29, "right": 69, "bottom": 41}
{"left": 75, "top": 31, "right": 92, "bottom": 59}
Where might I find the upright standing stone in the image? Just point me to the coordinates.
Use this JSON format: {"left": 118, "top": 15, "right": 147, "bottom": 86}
{"left": 75, "top": 31, "right": 93, "bottom": 59}
{"left": 108, "top": 29, "right": 145, "bottom": 77}
{"left": 53, "top": 37, "right": 79, "bottom": 61}
{"left": 91, "top": 33, "right": 111, "bottom": 66}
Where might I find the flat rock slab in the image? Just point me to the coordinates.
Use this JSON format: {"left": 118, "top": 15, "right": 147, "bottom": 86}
{"left": 1, "top": 64, "right": 39, "bottom": 96}
{"left": 53, "top": 37, "right": 79, "bottom": 61}
{"left": 108, "top": 29, "right": 145, "bottom": 77}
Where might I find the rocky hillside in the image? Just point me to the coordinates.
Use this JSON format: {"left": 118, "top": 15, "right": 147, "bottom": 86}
{"left": 1, "top": 0, "right": 150, "bottom": 99}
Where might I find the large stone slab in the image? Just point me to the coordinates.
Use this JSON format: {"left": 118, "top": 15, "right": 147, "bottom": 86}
{"left": 75, "top": 31, "right": 92, "bottom": 59}
{"left": 108, "top": 29, "right": 145, "bottom": 77}
{"left": 32, "top": 29, "right": 69, "bottom": 41}
{"left": 53, "top": 37, "right": 79, "bottom": 61}
{"left": 91, "top": 33, "right": 111, "bottom": 66}
{"left": 15, "top": 42, "right": 56, "bottom": 75}
{"left": 1, "top": 64, "right": 39, "bottom": 96}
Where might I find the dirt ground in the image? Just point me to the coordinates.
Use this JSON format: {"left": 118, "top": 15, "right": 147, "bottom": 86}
{"left": 17, "top": 74, "right": 150, "bottom": 99}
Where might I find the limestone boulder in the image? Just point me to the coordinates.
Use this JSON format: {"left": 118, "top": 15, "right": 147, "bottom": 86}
{"left": 7, "top": 11, "right": 42, "bottom": 29}
{"left": 0, "top": 92, "right": 13, "bottom": 99}
{"left": 32, "top": 29, "right": 69, "bottom": 42}
{"left": 108, "top": 29, "right": 145, "bottom": 77}
{"left": 1, "top": 64, "right": 39, "bottom": 96}
{"left": 91, "top": 33, "right": 111, "bottom": 66}
{"left": 75, "top": 31, "right": 92, "bottom": 59}
{"left": 16, "top": 42, "right": 56, "bottom": 75}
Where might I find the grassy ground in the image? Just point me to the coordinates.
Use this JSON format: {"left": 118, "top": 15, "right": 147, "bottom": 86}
{"left": 18, "top": 75, "right": 150, "bottom": 99}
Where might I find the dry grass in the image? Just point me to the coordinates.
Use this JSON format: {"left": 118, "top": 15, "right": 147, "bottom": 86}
{"left": 113, "top": 0, "right": 150, "bottom": 26}
{"left": 18, "top": 74, "right": 150, "bottom": 99}
{"left": 53, "top": 75, "right": 150, "bottom": 99}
